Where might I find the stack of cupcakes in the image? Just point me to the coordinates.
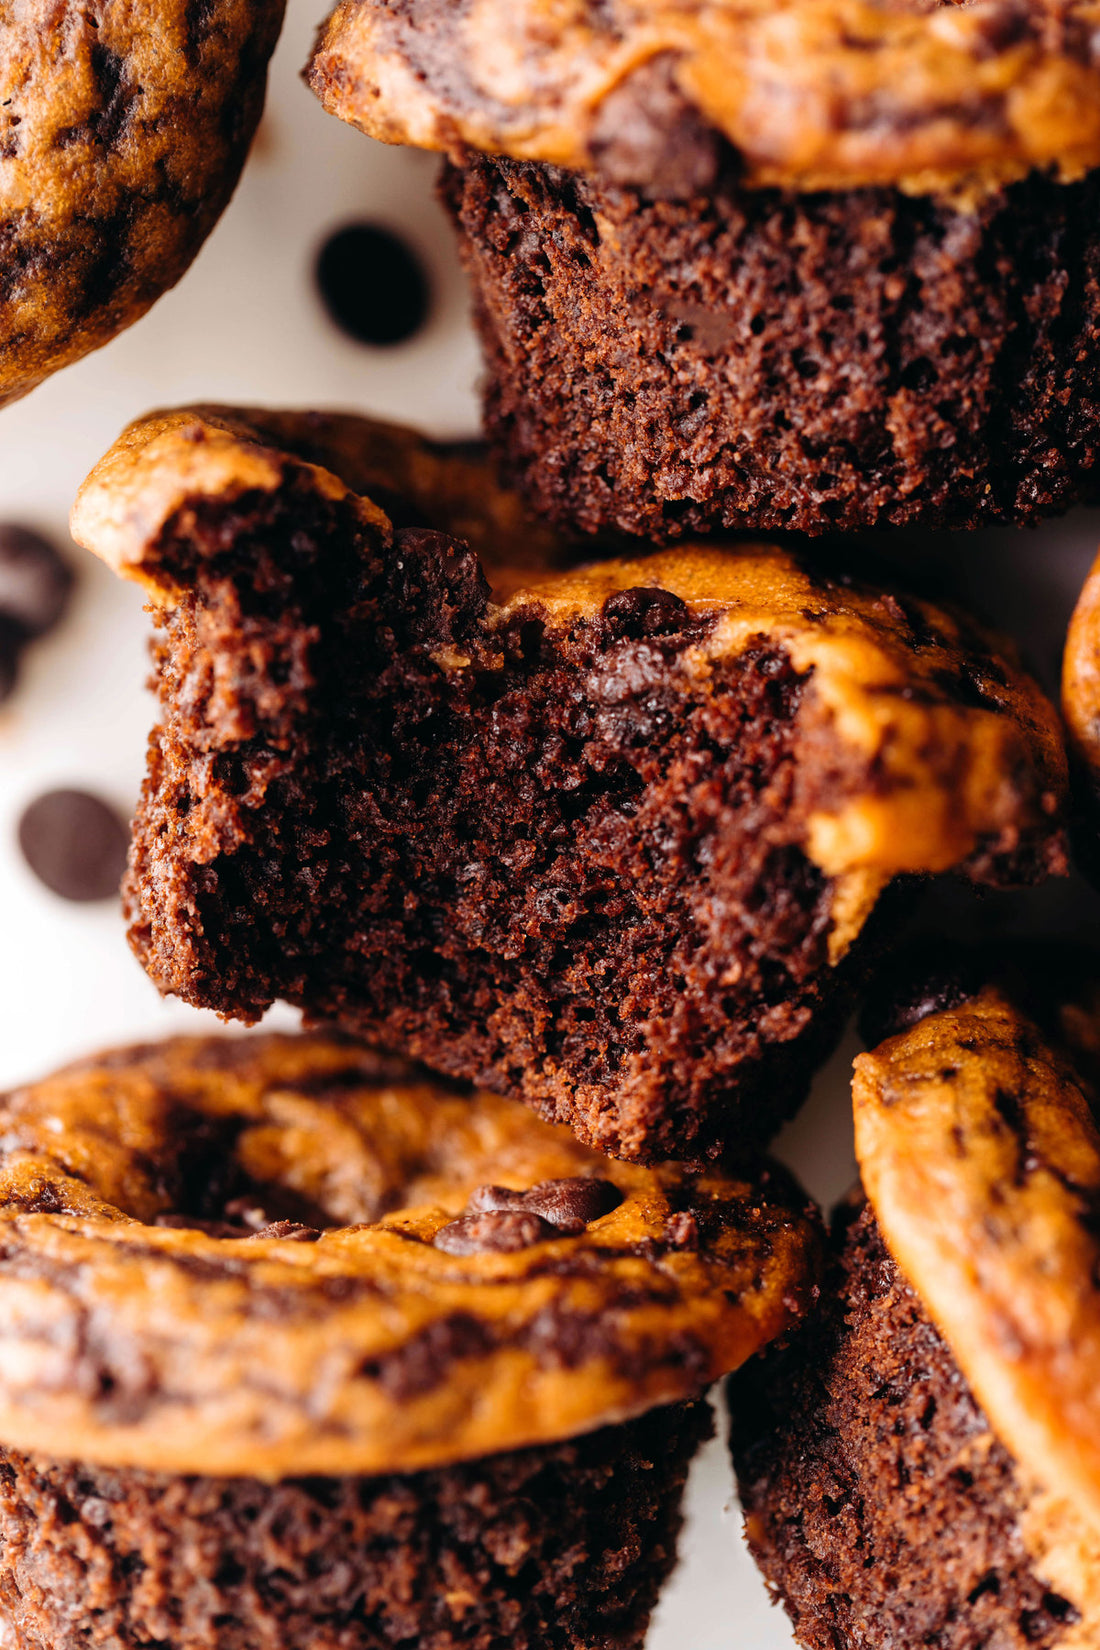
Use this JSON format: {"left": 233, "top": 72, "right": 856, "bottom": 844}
{"left": 4, "top": 1, "right": 1100, "bottom": 1647}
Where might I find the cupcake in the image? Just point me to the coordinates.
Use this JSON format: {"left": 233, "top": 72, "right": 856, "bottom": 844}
{"left": 308, "top": 0, "right": 1100, "bottom": 540}
{"left": 730, "top": 962, "right": 1100, "bottom": 1648}
{"left": 0, "top": 0, "right": 284, "bottom": 407}
{"left": 1063, "top": 546, "right": 1100, "bottom": 809}
{"left": 71, "top": 405, "right": 1068, "bottom": 1162}
{"left": 0, "top": 1030, "right": 822, "bottom": 1649}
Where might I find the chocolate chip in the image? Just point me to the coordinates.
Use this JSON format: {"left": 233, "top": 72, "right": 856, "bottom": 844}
{"left": 523, "top": 1176, "right": 623, "bottom": 1233}
{"left": 17, "top": 788, "right": 129, "bottom": 902}
{"left": 248, "top": 1220, "right": 322, "bottom": 1242}
{"left": 600, "top": 586, "right": 689, "bottom": 640}
{"left": 467, "top": 1184, "right": 527, "bottom": 1215}
{"left": 466, "top": 1176, "right": 623, "bottom": 1236}
{"left": 315, "top": 223, "right": 431, "bottom": 347}
{"left": 433, "top": 1209, "right": 557, "bottom": 1256}
{"left": 0, "top": 524, "right": 73, "bottom": 638}
{"left": 589, "top": 54, "right": 720, "bottom": 199}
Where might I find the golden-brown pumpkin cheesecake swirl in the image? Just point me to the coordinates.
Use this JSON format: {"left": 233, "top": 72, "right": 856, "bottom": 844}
{"left": 0, "top": 1031, "right": 822, "bottom": 1650}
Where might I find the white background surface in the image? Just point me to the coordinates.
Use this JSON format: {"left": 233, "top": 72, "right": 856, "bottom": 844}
{"left": 1, "top": 5, "right": 1099, "bottom": 1644}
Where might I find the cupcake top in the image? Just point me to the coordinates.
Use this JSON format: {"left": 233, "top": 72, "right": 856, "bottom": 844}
{"left": 308, "top": 0, "right": 1100, "bottom": 199}
{"left": 72, "top": 403, "right": 564, "bottom": 585}
{"left": 853, "top": 965, "right": 1100, "bottom": 1627}
{"left": 0, "top": 1032, "right": 822, "bottom": 1477}
{"left": 0, "top": 0, "right": 284, "bottom": 407}
{"left": 72, "top": 403, "right": 1068, "bottom": 948}
{"left": 1062, "top": 546, "right": 1100, "bottom": 803}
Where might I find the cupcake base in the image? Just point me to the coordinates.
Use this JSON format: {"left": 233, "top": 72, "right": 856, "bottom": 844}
{"left": 0, "top": 1400, "right": 711, "bottom": 1649}
{"left": 728, "top": 1207, "right": 1078, "bottom": 1649}
{"left": 443, "top": 158, "right": 1100, "bottom": 540}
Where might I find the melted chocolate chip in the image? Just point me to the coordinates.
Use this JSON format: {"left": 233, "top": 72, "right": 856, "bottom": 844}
{"left": 17, "top": 788, "right": 129, "bottom": 902}
{"left": 467, "top": 1184, "right": 526, "bottom": 1215}
{"left": 523, "top": 1177, "right": 623, "bottom": 1233}
{"left": 467, "top": 1176, "right": 622, "bottom": 1237}
{"left": 433, "top": 1208, "right": 557, "bottom": 1256}
{"left": 248, "top": 1220, "right": 322, "bottom": 1243}
{"left": 588, "top": 54, "right": 721, "bottom": 199}
{"left": 315, "top": 223, "right": 431, "bottom": 347}
{"left": 600, "top": 586, "right": 689, "bottom": 641}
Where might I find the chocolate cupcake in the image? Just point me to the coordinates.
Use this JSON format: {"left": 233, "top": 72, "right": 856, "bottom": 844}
{"left": 730, "top": 967, "right": 1100, "bottom": 1648}
{"left": 0, "top": 1030, "right": 822, "bottom": 1649}
{"left": 0, "top": 0, "right": 284, "bottom": 407}
{"left": 70, "top": 404, "right": 1069, "bottom": 1163}
{"left": 308, "top": 0, "right": 1100, "bottom": 540}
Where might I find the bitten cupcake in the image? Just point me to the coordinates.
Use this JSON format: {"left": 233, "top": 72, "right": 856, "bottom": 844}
{"left": 70, "top": 404, "right": 1069, "bottom": 1162}
{"left": 730, "top": 961, "right": 1100, "bottom": 1649}
{"left": 308, "top": 0, "right": 1100, "bottom": 540}
{"left": 0, "top": 1031, "right": 822, "bottom": 1650}
{"left": 0, "top": 0, "right": 284, "bottom": 407}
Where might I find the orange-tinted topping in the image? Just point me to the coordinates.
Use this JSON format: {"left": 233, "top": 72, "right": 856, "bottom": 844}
{"left": 854, "top": 987, "right": 1100, "bottom": 1534}
{"left": 308, "top": 0, "right": 1100, "bottom": 197}
{"left": 72, "top": 404, "right": 1067, "bottom": 936}
{"left": 0, "top": 1033, "right": 822, "bottom": 1478}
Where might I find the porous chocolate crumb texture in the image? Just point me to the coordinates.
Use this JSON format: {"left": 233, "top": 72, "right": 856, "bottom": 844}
{"left": 132, "top": 512, "right": 841, "bottom": 1162}
{"left": 118, "top": 484, "right": 1063, "bottom": 1164}
{"left": 442, "top": 159, "right": 1100, "bottom": 539}
{"left": 729, "top": 1206, "right": 1078, "bottom": 1650}
{"left": 0, "top": 1401, "right": 710, "bottom": 1650}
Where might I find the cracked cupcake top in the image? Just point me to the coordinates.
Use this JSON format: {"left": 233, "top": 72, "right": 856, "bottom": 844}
{"left": 853, "top": 965, "right": 1100, "bottom": 1617}
{"left": 0, "top": 0, "right": 284, "bottom": 407}
{"left": 0, "top": 1032, "right": 822, "bottom": 1477}
{"left": 307, "top": 0, "right": 1100, "bottom": 198}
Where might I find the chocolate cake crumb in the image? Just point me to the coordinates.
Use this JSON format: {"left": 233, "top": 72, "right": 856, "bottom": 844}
{"left": 125, "top": 490, "right": 858, "bottom": 1162}
{"left": 72, "top": 407, "right": 1068, "bottom": 1165}
{"left": 442, "top": 157, "right": 1100, "bottom": 538}
{"left": 0, "top": 1401, "right": 711, "bottom": 1650}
